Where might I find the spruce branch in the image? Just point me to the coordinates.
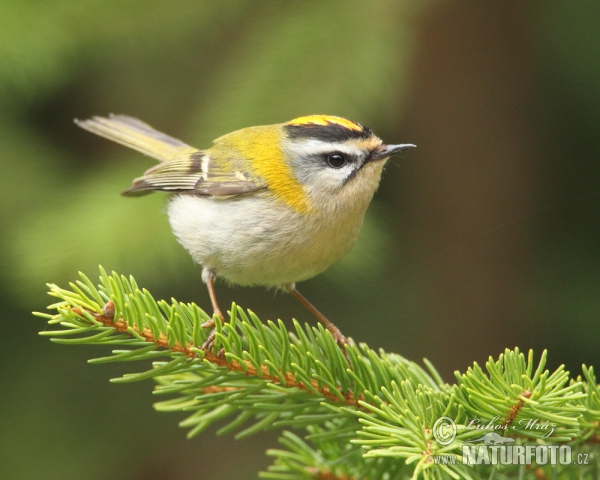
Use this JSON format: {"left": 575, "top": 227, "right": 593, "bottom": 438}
{"left": 35, "top": 267, "right": 600, "bottom": 479}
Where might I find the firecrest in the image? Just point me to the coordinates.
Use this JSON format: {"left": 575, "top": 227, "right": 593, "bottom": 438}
{"left": 75, "top": 114, "right": 415, "bottom": 349}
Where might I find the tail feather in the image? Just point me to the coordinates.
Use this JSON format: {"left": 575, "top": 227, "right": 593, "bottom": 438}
{"left": 74, "top": 115, "right": 197, "bottom": 162}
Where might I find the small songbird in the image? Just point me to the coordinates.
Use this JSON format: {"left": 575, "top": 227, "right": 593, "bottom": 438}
{"left": 76, "top": 114, "right": 414, "bottom": 349}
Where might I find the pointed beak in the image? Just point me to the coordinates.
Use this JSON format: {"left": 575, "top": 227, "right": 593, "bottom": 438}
{"left": 370, "top": 143, "right": 416, "bottom": 161}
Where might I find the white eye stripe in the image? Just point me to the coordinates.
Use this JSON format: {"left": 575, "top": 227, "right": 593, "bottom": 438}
{"left": 290, "top": 139, "right": 364, "bottom": 159}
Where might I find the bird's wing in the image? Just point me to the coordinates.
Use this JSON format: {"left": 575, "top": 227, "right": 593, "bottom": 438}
{"left": 75, "top": 115, "right": 267, "bottom": 197}
{"left": 75, "top": 115, "right": 198, "bottom": 162}
{"left": 122, "top": 152, "right": 266, "bottom": 197}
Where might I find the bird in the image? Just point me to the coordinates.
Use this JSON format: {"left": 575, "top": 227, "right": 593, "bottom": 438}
{"left": 75, "top": 114, "right": 415, "bottom": 350}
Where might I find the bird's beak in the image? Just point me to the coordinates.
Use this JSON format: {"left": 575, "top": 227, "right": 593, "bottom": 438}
{"left": 370, "top": 143, "right": 416, "bottom": 161}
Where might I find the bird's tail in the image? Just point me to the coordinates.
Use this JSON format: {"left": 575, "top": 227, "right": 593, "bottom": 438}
{"left": 75, "top": 115, "right": 197, "bottom": 162}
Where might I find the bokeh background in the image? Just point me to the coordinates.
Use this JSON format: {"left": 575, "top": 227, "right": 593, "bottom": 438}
{"left": 1, "top": 1, "right": 599, "bottom": 478}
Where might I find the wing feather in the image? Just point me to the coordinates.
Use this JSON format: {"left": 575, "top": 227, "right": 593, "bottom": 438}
{"left": 75, "top": 115, "right": 197, "bottom": 162}
{"left": 76, "top": 115, "right": 266, "bottom": 197}
{"left": 122, "top": 152, "right": 266, "bottom": 197}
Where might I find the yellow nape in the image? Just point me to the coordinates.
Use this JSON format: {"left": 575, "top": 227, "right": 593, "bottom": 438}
{"left": 216, "top": 125, "right": 312, "bottom": 214}
{"left": 286, "top": 115, "right": 363, "bottom": 132}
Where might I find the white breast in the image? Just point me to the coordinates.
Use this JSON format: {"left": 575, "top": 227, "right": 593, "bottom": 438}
{"left": 167, "top": 193, "right": 366, "bottom": 289}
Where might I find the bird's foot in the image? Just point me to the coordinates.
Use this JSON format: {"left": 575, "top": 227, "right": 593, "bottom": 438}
{"left": 200, "top": 309, "right": 225, "bottom": 352}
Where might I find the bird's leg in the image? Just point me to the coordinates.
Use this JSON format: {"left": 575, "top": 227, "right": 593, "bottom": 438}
{"left": 201, "top": 272, "right": 225, "bottom": 328}
{"left": 290, "top": 287, "right": 350, "bottom": 351}
{"left": 201, "top": 270, "right": 225, "bottom": 351}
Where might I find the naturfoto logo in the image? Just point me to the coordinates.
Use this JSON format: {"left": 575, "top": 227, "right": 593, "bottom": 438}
{"left": 466, "top": 415, "right": 557, "bottom": 439}
{"left": 431, "top": 417, "right": 588, "bottom": 467}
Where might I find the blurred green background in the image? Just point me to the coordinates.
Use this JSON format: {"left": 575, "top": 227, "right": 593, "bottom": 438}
{"left": 1, "top": 1, "right": 599, "bottom": 478}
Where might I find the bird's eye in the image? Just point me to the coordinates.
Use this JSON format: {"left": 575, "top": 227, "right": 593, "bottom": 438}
{"left": 327, "top": 153, "right": 346, "bottom": 168}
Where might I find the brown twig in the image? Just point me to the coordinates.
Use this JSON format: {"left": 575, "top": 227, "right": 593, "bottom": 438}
{"left": 503, "top": 390, "right": 532, "bottom": 429}
{"left": 532, "top": 467, "right": 547, "bottom": 480}
{"left": 307, "top": 468, "right": 355, "bottom": 480}
{"left": 587, "top": 434, "right": 600, "bottom": 444}
{"left": 72, "top": 304, "right": 363, "bottom": 407}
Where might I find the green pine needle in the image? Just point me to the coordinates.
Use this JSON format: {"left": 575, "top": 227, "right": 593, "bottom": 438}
{"left": 35, "top": 266, "right": 600, "bottom": 479}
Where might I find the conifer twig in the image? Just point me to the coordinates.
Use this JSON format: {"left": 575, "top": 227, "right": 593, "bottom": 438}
{"left": 35, "top": 267, "right": 600, "bottom": 479}
{"left": 71, "top": 302, "right": 363, "bottom": 406}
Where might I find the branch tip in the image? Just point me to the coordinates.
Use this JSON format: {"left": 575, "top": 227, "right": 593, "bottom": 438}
{"left": 80, "top": 307, "right": 363, "bottom": 407}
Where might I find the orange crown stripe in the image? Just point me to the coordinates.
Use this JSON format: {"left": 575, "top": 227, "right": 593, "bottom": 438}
{"left": 286, "top": 115, "right": 363, "bottom": 132}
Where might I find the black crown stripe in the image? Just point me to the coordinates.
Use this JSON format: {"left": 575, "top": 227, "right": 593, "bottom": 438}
{"left": 284, "top": 122, "right": 373, "bottom": 142}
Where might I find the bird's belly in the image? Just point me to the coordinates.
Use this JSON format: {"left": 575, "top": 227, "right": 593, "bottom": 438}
{"left": 167, "top": 194, "right": 365, "bottom": 288}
